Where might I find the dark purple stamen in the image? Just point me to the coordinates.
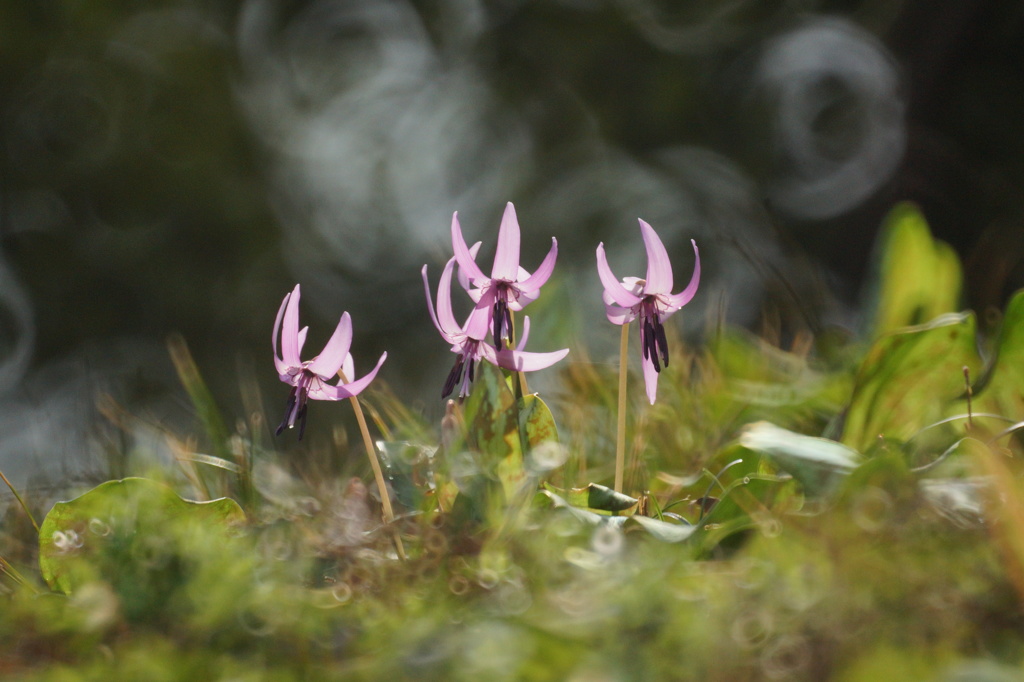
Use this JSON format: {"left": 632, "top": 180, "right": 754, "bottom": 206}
{"left": 639, "top": 298, "right": 670, "bottom": 374}
{"left": 442, "top": 355, "right": 465, "bottom": 399}
{"left": 491, "top": 284, "right": 516, "bottom": 350}
{"left": 276, "top": 371, "right": 314, "bottom": 440}
{"left": 297, "top": 403, "right": 309, "bottom": 440}
{"left": 275, "top": 388, "right": 297, "bottom": 436}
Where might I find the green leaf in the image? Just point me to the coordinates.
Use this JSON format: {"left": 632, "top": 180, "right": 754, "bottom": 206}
{"left": 541, "top": 483, "right": 639, "bottom": 513}
{"left": 538, "top": 489, "right": 692, "bottom": 542}
{"left": 871, "top": 202, "right": 962, "bottom": 338}
{"left": 629, "top": 515, "right": 696, "bottom": 543}
{"left": 842, "top": 313, "right": 982, "bottom": 452}
{"left": 975, "top": 289, "right": 1024, "bottom": 418}
{"left": 519, "top": 393, "right": 557, "bottom": 446}
{"left": 586, "top": 483, "right": 640, "bottom": 512}
{"left": 39, "top": 478, "right": 245, "bottom": 597}
{"left": 740, "top": 421, "right": 861, "bottom": 496}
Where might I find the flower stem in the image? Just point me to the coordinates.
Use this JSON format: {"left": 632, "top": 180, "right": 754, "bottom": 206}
{"left": 615, "top": 322, "right": 629, "bottom": 493}
{"left": 348, "top": 393, "right": 406, "bottom": 561}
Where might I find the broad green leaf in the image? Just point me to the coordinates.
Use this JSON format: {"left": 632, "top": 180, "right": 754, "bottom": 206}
{"left": 586, "top": 483, "right": 640, "bottom": 512}
{"left": 974, "top": 289, "right": 1024, "bottom": 418}
{"left": 538, "top": 489, "right": 692, "bottom": 541}
{"left": 871, "top": 202, "right": 962, "bottom": 338}
{"left": 519, "top": 393, "right": 559, "bottom": 449}
{"left": 842, "top": 313, "right": 982, "bottom": 452}
{"left": 740, "top": 421, "right": 861, "bottom": 495}
{"left": 541, "top": 483, "right": 639, "bottom": 513}
{"left": 630, "top": 515, "right": 696, "bottom": 542}
{"left": 538, "top": 489, "right": 624, "bottom": 526}
{"left": 39, "top": 478, "right": 245, "bottom": 597}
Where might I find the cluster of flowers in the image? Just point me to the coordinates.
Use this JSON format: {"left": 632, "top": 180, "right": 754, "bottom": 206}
{"left": 272, "top": 203, "right": 699, "bottom": 438}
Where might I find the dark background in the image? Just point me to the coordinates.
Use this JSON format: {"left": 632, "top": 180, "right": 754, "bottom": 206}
{"left": 2, "top": 0, "right": 1023, "bottom": 485}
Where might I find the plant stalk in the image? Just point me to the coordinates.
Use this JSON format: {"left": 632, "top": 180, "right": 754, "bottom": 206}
{"left": 347, "top": 391, "right": 406, "bottom": 560}
{"left": 615, "top": 322, "right": 630, "bottom": 493}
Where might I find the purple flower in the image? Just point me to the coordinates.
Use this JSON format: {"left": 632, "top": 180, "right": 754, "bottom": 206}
{"left": 273, "top": 284, "right": 387, "bottom": 439}
{"left": 451, "top": 202, "right": 558, "bottom": 350}
{"left": 596, "top": 219, "right": 700, "bottom": 404}
{"left": 423, "top": 257, "right": 569, "bottom": 399}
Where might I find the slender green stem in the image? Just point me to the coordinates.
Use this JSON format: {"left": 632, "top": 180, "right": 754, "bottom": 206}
{"left": 0, "top": 469, "right": 38, "bottom": 534}
{"left": 507, "top": 313, "right": 529, "bottom": 464}
{"left": 0, "top": 554, "right": 36, "bottom": 592}
{"left": 615, "top": 323, "right": 630, "bottom": 493}
{"left": 349, "top": 394, "right": 405, "bottom": 560}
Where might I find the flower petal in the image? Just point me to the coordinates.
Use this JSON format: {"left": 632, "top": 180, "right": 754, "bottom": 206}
{"left": 297, "top": 326, "right": 308, "bottom": 356}
{"left": 516, "top": 316, "right": 531, "bottom": 351}
{"left": 596, "top": 243, "right": 643, "bottom": 308}
{"left": 601, "top": 296, "right": 634, "bottom": 325}
{"left": 280, "top": 284, "right": 303, "bottom": 368}
{"left": 308, "top": 311, "right": 353, "bottom": 378}
{"left": 639, "top": 219, "right": 673, "bottom": 295}
{"left": 436, "top": 257, "right": 463, "bottom": 337}
{"left": 464, "top": 289, "right": 494, "bottom": 341}
{"left": 491, "top": 346, "right": 570, "bottom": 372}
{"left": 457, "top": 242, "right": 484, "bottom": 293}
{"left": 451, "top": 212, "right": 487, "bottom": 285}
{"left": 341, "top": 353, "right": 355, "bottom": 384}
{"left": 641, "top": 353, "right": 659, "bottom": 404}
{"left": 664, "top": 239, "right": 701, "bottom": 310}
{"left": 311, "top": 351, "right": 387, "bottom": 400}
{"left": 273, "top": 290, "right": 291, "bottom": 375}
{"left": 491, "top": 202, "right": 522, "bottom": 281}
{"left": 518, "top": 237, "right": 558, "bottom": 294}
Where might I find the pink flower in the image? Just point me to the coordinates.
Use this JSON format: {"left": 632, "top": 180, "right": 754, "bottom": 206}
{"left": 596, "top": 219, "right": 700, "bottom": 404}
{"left": 273, "top": 284, "right": 386, "bottom": 439}
{"left": 451, "top": 202, "right": 558, "bottom": 350}
{"left": 423, "top": 256, "right": 569, "bottom": 399}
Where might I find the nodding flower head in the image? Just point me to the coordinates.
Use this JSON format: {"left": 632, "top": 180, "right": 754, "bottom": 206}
{"left": 596, "top": 219, "right": 700, "bottom": 404}
{"left": 451, "top": 202, "right": 558, "bottom": 351}
{"left": 423, "top": 256, "right": 568, "bottom": 399}
{"left": 273, "top": 284, "right": 386, "bottom": 439}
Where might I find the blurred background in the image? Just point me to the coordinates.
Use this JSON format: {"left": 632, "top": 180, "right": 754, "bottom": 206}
{"left": 2, "top": 0, "right": 1023, "bottom": 487}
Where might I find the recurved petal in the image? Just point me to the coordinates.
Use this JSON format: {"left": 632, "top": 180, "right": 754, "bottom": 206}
{"left": 639, "top": 219, "right": 674, "bottom": 295}
{"left": 422, "top": 260, "right": 459, "bottom": 342}
{"left": 341, "top": 353, "right": 355, "bottom": 384}
{"left": 273, "top": 290, "right": 290, "bottom": 375}
{"left": 491, "top": 202, "right": 522, "bottom": 281}
{"left": 516, "top": 316, "right": 532, "bottom": 351}
{"left": 311, "top": 351, "right": 387, "bottom": 400}
{"left": 280, "top": 284, "right": 303, "bottom": 368}
{"left": 308, "top": 311, "right": 353, "bottom": 377}
{"left": 452, "top": 212, "right": 488, "bottom": 284}
{"left": 297, "top": 326, "right": 308, "bottom": 356}
{"left": 596, "top": 243, "right": 643, "bottom": 308}
{"left": 435, "top": 257, "right": 463, "bottom": 337}
{"left": 665, "top": 239, "right": 701, "bottom": 310}
{"left": 487, "top": 345, "right": 569, "bottom": 372}
{"left": 518, "top": 237, "right": 558, "bottom": 294}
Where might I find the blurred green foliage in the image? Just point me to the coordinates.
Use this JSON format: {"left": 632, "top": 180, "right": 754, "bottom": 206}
{"left": 3, "top": 202, "right": 1024, "bottom": 679}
